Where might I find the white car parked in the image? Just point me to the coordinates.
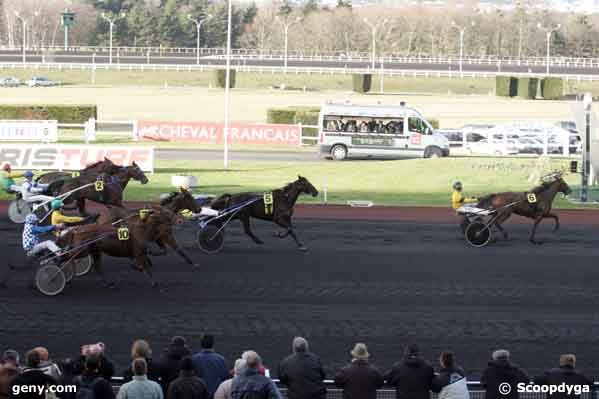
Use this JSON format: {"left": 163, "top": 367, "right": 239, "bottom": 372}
{"left": 466, "top": 139, "right": 519, "bottom": 156}
{"left": 26, "top": 76, "right": 59, "bottom": 87}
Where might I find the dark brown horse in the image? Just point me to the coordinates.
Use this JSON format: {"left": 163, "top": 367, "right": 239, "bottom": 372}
{"left": 159, "top": 188, "right": 201, "bottom": 214}
{"left": 48, "top": 162, "right": 149, "bottom": 215}
{"left": 476, "top": 172, "right": 572, "bottom": 244}
{"left": 96, "top": 203, "right": 197, "bottom": 269}
{"left": 36, "top": 158, "right": 120, "bottom": 185}
{"left": 58, "top": 206, "right": 191, "bottom": 288}
{"left": 210, "top": 176, "right": 318, "bottom": 250}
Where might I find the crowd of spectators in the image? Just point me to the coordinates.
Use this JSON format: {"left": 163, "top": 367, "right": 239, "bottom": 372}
{"left": 0, "top": 336, "right": 595, "bottom": 399}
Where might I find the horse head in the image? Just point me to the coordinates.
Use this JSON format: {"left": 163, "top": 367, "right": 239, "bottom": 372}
{"left": 125, "top": 162, "right": 149, "bottom": 185}
{"left": 160, "top": 188, "right": 199, "bottom": 214}
{"left": 296, "top": 175, "right": 319, "bottom": 198}
{"left": 540, "top": 171, "right": 572, "bottom": 196}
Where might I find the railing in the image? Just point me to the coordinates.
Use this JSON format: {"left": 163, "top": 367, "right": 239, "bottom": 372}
{"left": 1, "top": 61, "right": 599, "bottom": 80}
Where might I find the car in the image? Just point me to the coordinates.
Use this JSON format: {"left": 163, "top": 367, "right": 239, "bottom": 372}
{"left": 26, "top": 76, "right": 58, "bottom": 87}
{"left": 0, "top": 77, "right": 20, "bottom": 87}
{"left": 465, "top": 138, "right": 519, "bottom": 156}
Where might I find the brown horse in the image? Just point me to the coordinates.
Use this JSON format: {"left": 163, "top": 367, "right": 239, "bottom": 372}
{"left": 476, "top": 172, "right": 572, "bottom": 244}
{"left": 210, "top": 176, "right": 318, "bottom": 250}
{"left": 36, "top": 158, "right": 120, "bottom": 185}
{"left": 48, "top": 162, "right": 149, "bottom": 215}
{"left": 58, "top": 206, "right": 191, "bottom": 288}
{"left": 159, "top": 188, "right": 201, "bottom": 214}
{"left": 96, "top": 203, "right": 197, "bottom": 268}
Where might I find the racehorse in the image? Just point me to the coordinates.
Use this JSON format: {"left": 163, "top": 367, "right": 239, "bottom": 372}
{"left": 58, "top": 206, "right": 192, "bottom": 289}
{"left": 476, "top": 172, "right": 572, "bottom": 244}
{"left": 47, "top": 162, "right": 149, "bottom": 216}
{"left": 36, "top": 158, "right": 120, "bottom": 185}
{"left": 210, "top": 176, "right": 319, "bottom": 251}
{"left": 159, "top": 188, "right": 201, "bottom": 214}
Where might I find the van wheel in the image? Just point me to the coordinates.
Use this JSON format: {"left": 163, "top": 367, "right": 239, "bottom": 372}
{"left": 331, "top": 145, "right": 348, "bottom": 161}
{"left": 424, "top": 146, "right": 442, "bottom": 159}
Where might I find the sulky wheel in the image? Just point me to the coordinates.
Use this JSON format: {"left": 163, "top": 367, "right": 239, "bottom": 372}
{"left": 62, "top": 262, "right": 75, "bottom": 282}
{"left": 35, "top": 264, "right": 66, "bottom": 296}
{"left": 465, "top": 222, "right": 492, "bottom": 248}
{"left": 73, "top": 255, "right": 93, "bottom": 277}
{"left": 8, "top": 199, "right": 31, "bottom": 224}
{"left": 197, "top": 224, "right": 225, "bottom": 254}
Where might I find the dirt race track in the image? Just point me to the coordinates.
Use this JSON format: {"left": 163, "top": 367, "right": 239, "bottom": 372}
{"left": 0, "top": 208, "right": 598, "bottom": 380}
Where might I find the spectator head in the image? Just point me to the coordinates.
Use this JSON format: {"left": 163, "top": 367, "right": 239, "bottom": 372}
{"left": 171, "top": 336, "right": 187, "bottom": 348}
{"left": 404, "top": 344, "right": 420, "bottom": 358}
{"left": 84, "top": 355, "right": 101, "bottom": 373}
{"left": 81, "top": 343, "right": 104, "bottom": 357}
{"left": 350, "top": 343, "right": 370, "bottom": 361}
{"left": 233, "top": 358, "right": 246, "bottom": 376}
{"left": 1, "top": 350, "right": 19, "bottom": 366}
{"left": 200, "top": 335, "right": 215, "bottom": 350}
{"left": 25, "top": 349, "right": 41, "bottom": 369}
{"left": 492, "top": 350, "right": 510, "bottom": 361}
{"left": 292, "top": 337, "right": 309, "bottom": 353}
{"left": 132, "top": 357, "right": 147, "bottom": 377}
{"left": 180, "top": 357, "right": 195, "bottom": 374}
{"left": 131, "top": 339, "right": 152, "bottom": 360}
{"left": 560, "top": 354, "right": 576, "bottom": 367}
{"left": 242, "top": 351, "right": 261, "bottom": 370}
{"left": 33, "top": 347, "right": 49, "bottom": 362}
{"left": 440, "top": 351, "right": 455, "bottom": 369}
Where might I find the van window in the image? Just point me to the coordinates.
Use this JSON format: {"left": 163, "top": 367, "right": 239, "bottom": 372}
{"left": 408, "top": 117, "right": 431, "bottom": 135}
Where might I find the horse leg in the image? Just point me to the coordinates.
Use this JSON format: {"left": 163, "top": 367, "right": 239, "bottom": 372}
{"left": 241, "top": 215, "right": 264, "bottom": 245}
{"left": 274, "top": 215, "right": 306, "bottom": 251}
{"left": 546, "top": 213, "right": 560, "bottom": 231}
{"left": 161, "top": 234, "right": 199, "bottom": 268}
{"left": 140, "top": 256, "right": 159, "bottom": 289}
{"left": 93, "top": 252, "right": 114, "bottom": 288}
{"left": 530, "top": 217, "right": 544, "bottom": 245}
{"left": 77, "top": 198, "right": 88, "bottom": 217}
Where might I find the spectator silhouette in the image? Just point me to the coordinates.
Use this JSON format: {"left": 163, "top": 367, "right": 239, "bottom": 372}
{"left": 431, "top": 351, "right": 469, "bottom": 399}
{"left": 167, "top": 357, "right": 209, "bottom": 399}
{"left": 385, "top": 344, "right": 434, "bottom": 399}
{"left": 230, "top": 351, "right": 280, "bottom": 399}
{"left": 481, "top": 350, "right": 529, "bottom": 399}
{"left": 123, "top": 340, "right": 161, "bottom": 383}
{"left": 334, "top": 343, "right": 384, "bottom": 399}
{"left": 214, "top": 359, "right": 246, "bottom": 399}
{"left": 73, "top": 355, "right": 115, "bottom": 399}
{"left": 118, "top": 358, "right": 163, "bottom": 399}
{"left": 8, "top": 349, "right": 56, "bottom": 399}
{"left": 160, "top": 336, "right": 192, "bottom": 394}
{"left": 278, "top": 337, "right": 326, "bottom": 399}
{"left": 191, "top": 335, "right": 229, "bottom": 399}
{"left": 533, "top": 354, "right": 592, "bottom": 399}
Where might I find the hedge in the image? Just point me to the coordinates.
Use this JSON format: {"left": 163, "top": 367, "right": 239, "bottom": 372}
{"left": 0, "top": 104, "right": 97, "bottom": 123}
{"left": 214, "top": 69, "right": 236, "bottom": 89}
{"left": 352, "top": 74, "right": 372, "bottom": 93}
{"left": 517, "top": 77, "right": 539, "bottom": 99}
{"left": 541, "top": 77, "right": 563, "bottom": 100}
{"left": 266, "top": 109, "right": 296, "bottom": 124}
{"left": 496, "top": 76, "right": 517, "bottom": 97}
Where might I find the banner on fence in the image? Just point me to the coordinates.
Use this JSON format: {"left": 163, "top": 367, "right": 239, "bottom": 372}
{"left": 0, "top": 144, "right": 154, "bottom": 172}
{"left": 0, "top": 120, "right": 58, "bottom": 142}
{"left": 135, "top": 120, "right": 301, "bottom": 146}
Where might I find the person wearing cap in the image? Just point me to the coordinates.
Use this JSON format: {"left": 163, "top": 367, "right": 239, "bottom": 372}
{"left": 20, "top": 170, "right": 53, "bottom": 204}
{"left": 1, "top": 164, "right": 24, "bottom": 193}
{"left": 481, "top": 350, "right": 529, "bottom": 399}
{"left": 385, "top": 344, "right": 435, "bottom": 399}
{"left": 278, "top": 337, "right": 326, "bottom": 399}
{"left": 533, "top": 354, "right": 592, "bottom": 399}
{"left": 334, "top": 343, "right": 384, "bottom": 399}
{"left": 50, "top": 199, "right": 86, "bottom": 236}
{"left": 22, "top": 213, "right": 65, "bottom": 258}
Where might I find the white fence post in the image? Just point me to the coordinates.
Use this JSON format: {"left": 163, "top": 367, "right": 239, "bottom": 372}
{"left": 132, "top": 120, "right": 139, "bottom": 141}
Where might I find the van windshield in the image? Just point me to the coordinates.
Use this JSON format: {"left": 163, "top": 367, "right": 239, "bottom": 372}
{"left": 408, "top": 117, "right": 432, "bottom": 135}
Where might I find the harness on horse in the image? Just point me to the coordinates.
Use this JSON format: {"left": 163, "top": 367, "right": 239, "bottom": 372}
{"left": 263, "top": 192, "right": 274, "bottom": 215}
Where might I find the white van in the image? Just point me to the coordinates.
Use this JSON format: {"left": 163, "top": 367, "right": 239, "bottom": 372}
{"left": 318, "top": 102, "right": 450, "bottom": 160}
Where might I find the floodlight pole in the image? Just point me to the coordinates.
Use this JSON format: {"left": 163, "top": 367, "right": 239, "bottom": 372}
{"left": 363, "top": 18, "right": 388, "bottom": 70}
{"left": 187, "top": 14, "right": 211, "bottom": 65}
{"left": 101, "top": 12, "right": 125, "bottom": 64}
{"left": 223, "top": 0, "right": 233, "bottom": 169}
{"left": 14, "top": 12, "right": 26, "bottom": 63}
{"left": 451, "top": 20, "right": 475, "bottom": 75}
{"left": 582, "top": 93, "right": 592, "bottom": 202}
{"left": 537, "top": 23, "right": 561, "bottom": 75}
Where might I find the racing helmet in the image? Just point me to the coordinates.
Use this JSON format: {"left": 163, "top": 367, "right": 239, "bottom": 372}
{"left": 25, "top": 214, "right": 39, "bottom": 224}
{"left": 2, "top": 163, "right": 11, "bottom": 171}
{"left": 23, "top": 170, "right": 34, "bottom": 179}
{"left": 51, "top": 199, "right": 63, "bottom": 210}
{"left": 453, "top": 181, "right": 463, "bottom": 191}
